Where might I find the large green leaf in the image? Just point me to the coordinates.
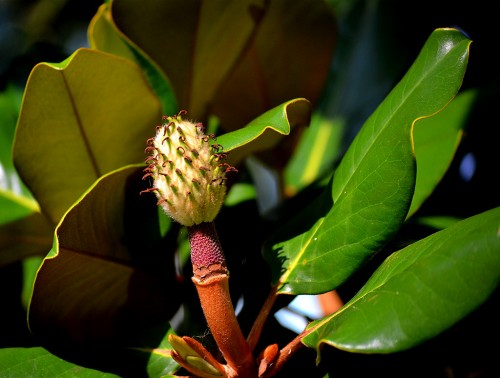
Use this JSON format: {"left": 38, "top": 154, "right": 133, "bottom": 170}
{"left": 302, "top": 206, "right": 500, "bottom": 356}
{"left": 28, "top": 165, "right": 180, "bottom": 345}
{"left": 110, "top": 0, "right": 336, "bottom": 133}
{"left": 263, "top": 28, "right": 471, "bottom": 295}
{"left": 407, "top": 89, "right": 477, "bottom": 218}
{"left": 13, "top": 48, "right": 162, "bottom": 225}
{"left": 0, "top": 328, "right": 180, "bottom": 377}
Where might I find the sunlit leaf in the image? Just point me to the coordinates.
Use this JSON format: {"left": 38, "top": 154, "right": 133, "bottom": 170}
{"left": 217, "top": 98, "right": 311, "bottom": 165}
{"left": 264, "top": 28, "right": 471, "bottom": 295}
{"left": 13, "top": 48, "right": 162, "bottom": 225}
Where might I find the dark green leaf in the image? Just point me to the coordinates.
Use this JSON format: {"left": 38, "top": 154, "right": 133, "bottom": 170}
{"left": 0, "top": 347, "right": 119, "bottom": 377}
{"left": 303, "top": 207, "right": 500, "bottom": 356}
{"left": 264, "top": 28, "right": 471, "bottom": 295}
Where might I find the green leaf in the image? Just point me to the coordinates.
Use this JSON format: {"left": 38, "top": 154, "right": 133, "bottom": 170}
{"left": 0, "top": 347, "right": 119, "bottom": 377}
{"left": 88, "top": 2, "right": 178, "bottom": 115}
{"left": 28, "top": 165, "right": 180, "bottom": 345}
{"left": 13, "top": 48, "right": 162, "bottom": 225}
{"left": 407, "top": 89, "right": 477, "bottom": 218}
{"left": 303, "top": 206, "right": 500, "bottom": 356}
{"left": 217, "top": 98, "right": 311, "bottom": 165}
{"left": 263, "top": 28, "right": 471, "bottom": 295}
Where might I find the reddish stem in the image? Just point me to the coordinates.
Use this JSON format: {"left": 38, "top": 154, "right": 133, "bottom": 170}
{"left": 188, "top": 222, "right": 257, "bottom": 378}
{"left": 262, "top": 327, "right": 313, "bottom": 378}
{"left": 247, "top": 285, "right": 278, "bottom": 353}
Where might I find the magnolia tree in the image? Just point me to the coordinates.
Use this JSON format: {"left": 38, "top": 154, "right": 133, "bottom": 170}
{"left": 0, "top": 1, "right": 498, "bottom": 377}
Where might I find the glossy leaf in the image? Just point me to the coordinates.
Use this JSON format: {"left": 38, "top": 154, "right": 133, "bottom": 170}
{"left": 303, "top": 206, "right": 500, "bottom": 356}
{"left": 263, "top": 28, "right": 471, "bottom": 295}
{"left": 217, "top": 98, "right": 312, "bottom": 166}
{"left": 0, "top": 347, "right": 119, "bottom": 377}
{"left": 110, "top": 0, "right": 336, "bottom": 132}
{"left": 28, "top": 165, "right": 179, "bottom": 345}
{"left": 13, "top": 48, "right": 162, "bottom": 225}
{"left": 407, "top": 89, "right": 477, "bottom": 218}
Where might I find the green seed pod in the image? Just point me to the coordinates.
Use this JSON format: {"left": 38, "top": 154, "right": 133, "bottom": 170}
{"left": 142, "top": 111, "right": 235, "bottom": 226}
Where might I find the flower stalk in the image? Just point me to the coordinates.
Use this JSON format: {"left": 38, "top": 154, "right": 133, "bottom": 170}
{"left": 142, "top": 111, "right": 256, "bottom": 377}
{"left": 188, "top": 222, "right": 256, "bottom": 377}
